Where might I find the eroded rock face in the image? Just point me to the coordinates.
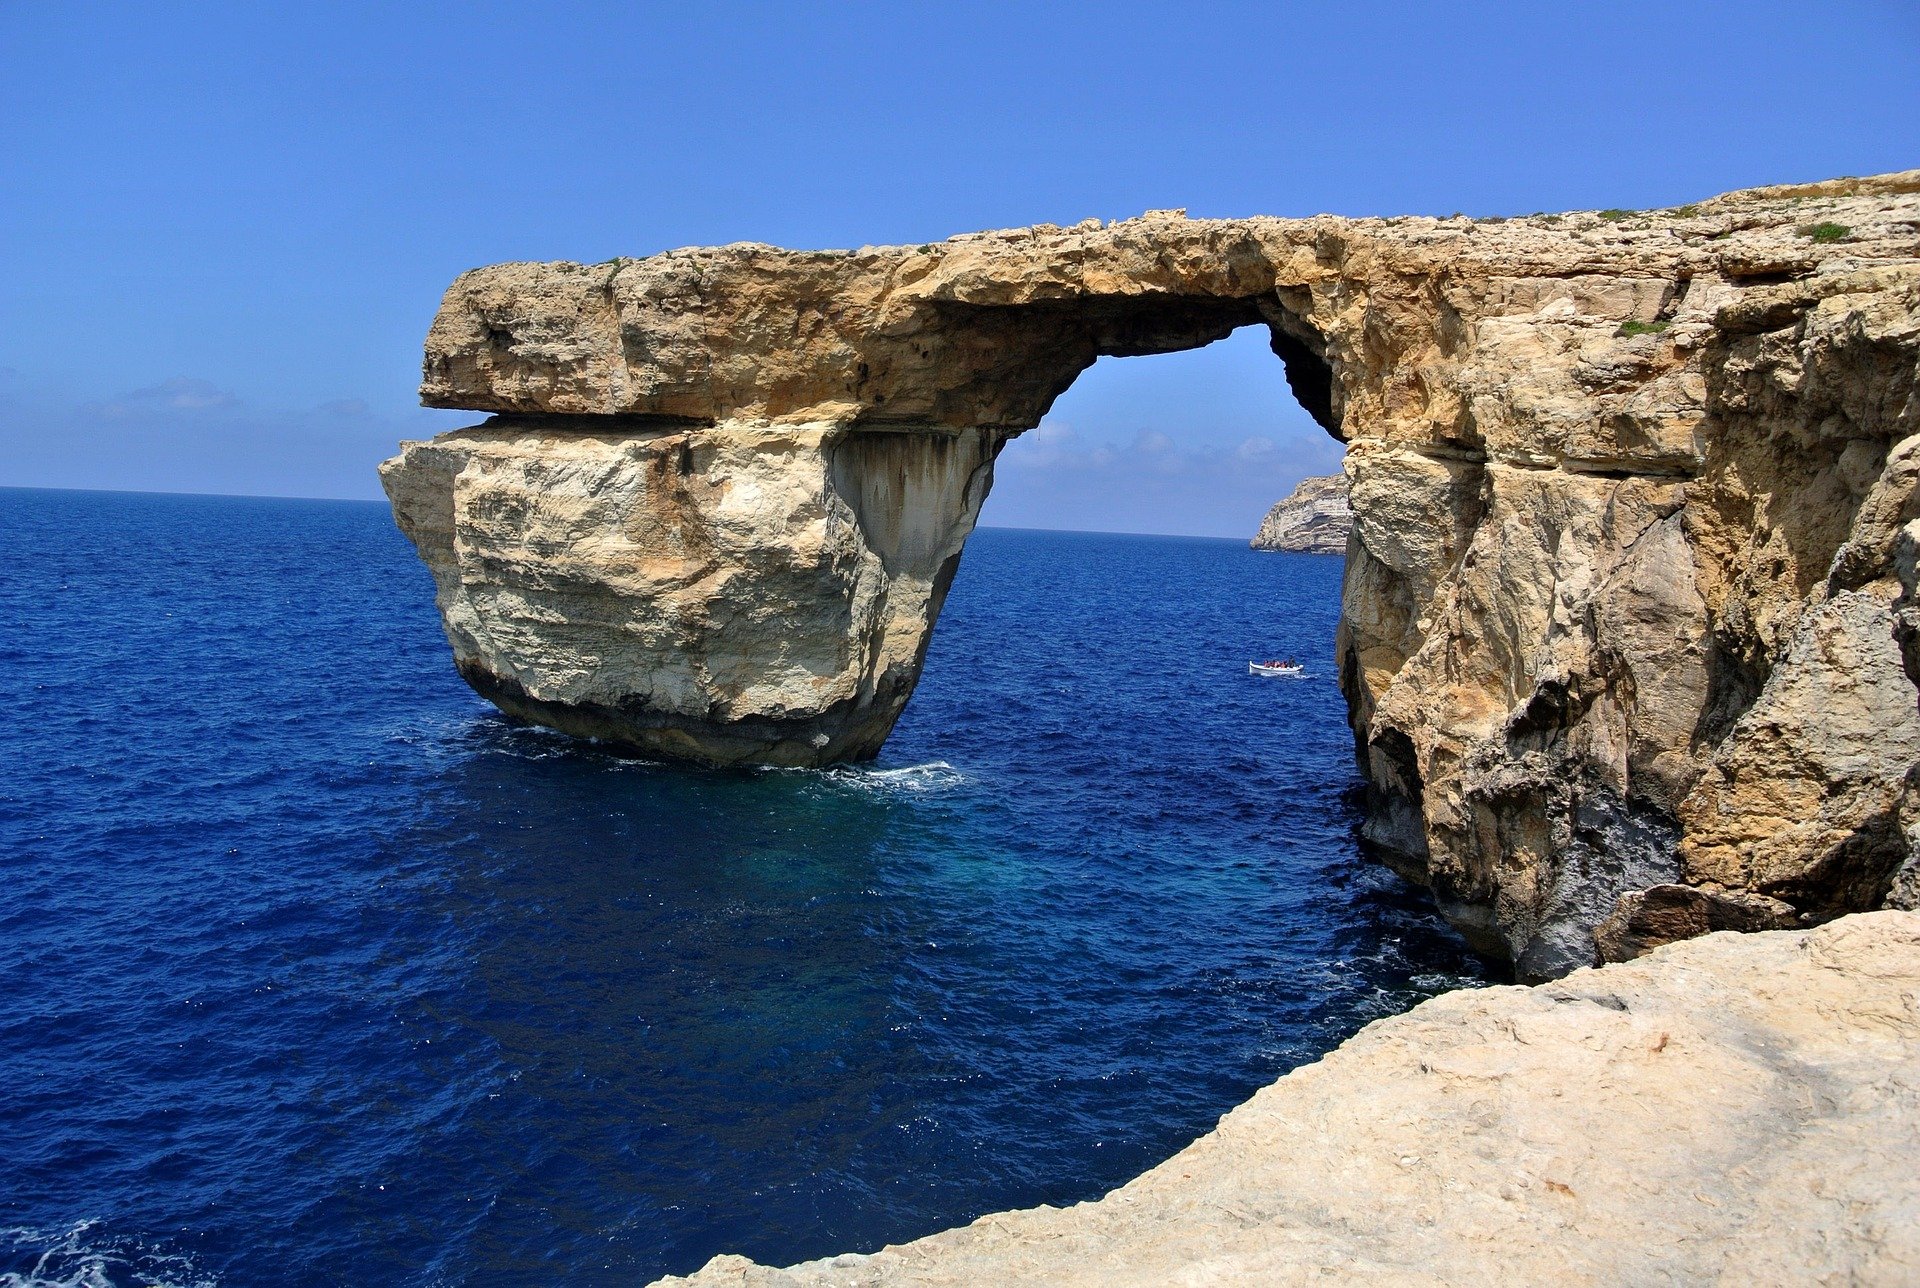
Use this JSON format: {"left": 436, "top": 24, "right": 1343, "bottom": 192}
{"left": 382, "top": 419, "right": 998, "bottom": 764}
{"left": 1250, "top": 474, "right": 1350, "bottom": 553}
{"left": 656, "top": 912, "right": 1920, "bottom": 1287}
{"left": 385, "top": 170, "right": 1920, "bottom": 972}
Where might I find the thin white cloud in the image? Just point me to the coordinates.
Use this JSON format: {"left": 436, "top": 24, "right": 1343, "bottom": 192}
{"left": 89, "top": 377, "right": 242, "bottom": 419}
{"left": 1235, "top": 435, "right": 1279, "bottom": 462}
{"left": 985, "top": 418, "right": 1347, "bottom": 537}
{"left": 1133, "top": 429, "right": 1176, "bottom": 455}
{"left": 0, "top": 380, "right": 463, "bottom": 501}
{"left": 1007, "top": 424, "right": 1302, "bottom": 479}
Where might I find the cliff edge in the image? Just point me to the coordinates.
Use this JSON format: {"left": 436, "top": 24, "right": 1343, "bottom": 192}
{"left": 1251, "top": 474, "right": 1351, "bottom": 553}
{"left": 385, "top": 169, "right": 1920, "bottom": 975}
{"left": 656, "top": 911, "right": 1920, "bottom": 1287}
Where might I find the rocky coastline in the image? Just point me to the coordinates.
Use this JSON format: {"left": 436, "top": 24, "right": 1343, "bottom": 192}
{"left": 386, "top": 168, "right": 1920, "bottom": 980}
{"left": 656, "top": 912, "right": 1920, "bottom": 1285}
{"left": 382, "top": 170, "right": 1920, "bottom": 1283}
{"left": 1250, "top": 474, "right": 1351, "bottom": 554}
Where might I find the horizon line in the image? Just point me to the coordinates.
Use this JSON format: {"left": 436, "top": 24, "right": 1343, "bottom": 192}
{"left": 0, "top": 483, "right": 1270, "bottom": 543}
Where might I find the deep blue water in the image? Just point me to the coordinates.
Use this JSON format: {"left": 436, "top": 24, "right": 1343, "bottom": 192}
{"left": 0, "top": 487, "right": 1491, "bottom": 1287}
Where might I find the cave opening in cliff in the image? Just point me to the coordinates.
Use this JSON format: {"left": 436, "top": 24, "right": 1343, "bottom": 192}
{"left": 980, "top": 321, "right": 1344, "bottom": 540}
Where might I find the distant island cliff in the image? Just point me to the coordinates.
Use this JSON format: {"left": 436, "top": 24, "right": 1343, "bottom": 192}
{"left": 1250, "top": 474, "right": 1351, "bottom": 553}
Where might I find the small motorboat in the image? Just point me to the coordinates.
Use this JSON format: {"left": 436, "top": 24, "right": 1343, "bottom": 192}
{"left": 1249, "top": 660, "right": 1304, "bottom": 677}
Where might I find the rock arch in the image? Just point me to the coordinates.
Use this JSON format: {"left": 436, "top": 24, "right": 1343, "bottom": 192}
{"left": 384, "top": 172, "right": 1920, "bottom": 976}
{"left": 392, "top": 220, "right": 1349, "bottom": 768}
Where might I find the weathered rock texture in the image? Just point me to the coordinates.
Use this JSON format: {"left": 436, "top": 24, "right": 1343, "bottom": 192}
{"left": 383, "top": 418, "right": 993, "bottom": 764}
{"left": 385, "top": 170, "right": 1920, "bottom": 972}
{"left": 656, "top": 912, "right": 1920, "bottom": 1287}
{"left": 1251, "top": 474, "right": 1351, "bottom": 553}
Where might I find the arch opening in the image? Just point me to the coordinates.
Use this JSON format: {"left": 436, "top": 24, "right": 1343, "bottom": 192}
{"left": 981, "top": 321, "right": 1345, "bottom": 540}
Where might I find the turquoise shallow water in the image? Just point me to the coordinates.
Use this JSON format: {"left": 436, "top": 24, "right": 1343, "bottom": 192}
{"left": 0, "top": 487, "right": 1491, "bottom": 1286}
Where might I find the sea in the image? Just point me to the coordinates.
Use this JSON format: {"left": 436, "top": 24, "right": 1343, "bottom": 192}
{"left": 0, "top": 487, "right": 1494, "bottom": 1287}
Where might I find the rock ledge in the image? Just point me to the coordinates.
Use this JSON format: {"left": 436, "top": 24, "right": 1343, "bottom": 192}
{"left": 657, "top": 911, "right": 1920, "bottom": 1287}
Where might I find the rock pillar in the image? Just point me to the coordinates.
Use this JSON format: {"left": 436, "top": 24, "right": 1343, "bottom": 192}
{"left": 382, "top": 418, "right": 999, "bottom": 765}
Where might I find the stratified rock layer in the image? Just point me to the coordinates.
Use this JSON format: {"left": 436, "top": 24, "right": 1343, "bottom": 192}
{"left": 383, "top": 419, "right": 996, "bottom": 765}
{"left": 385, "top": 170, "right": 1920, "bottom": 972}
{"left": 1251, "top": 474, "right": 1351, "bottom": 553}
{"left": 655, "top": 912, "right": 1920, "bottom": 1287}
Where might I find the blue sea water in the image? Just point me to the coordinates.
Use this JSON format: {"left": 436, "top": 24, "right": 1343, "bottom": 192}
{"left": 0, "top": 487, "right": 1493, "bottom": 1287}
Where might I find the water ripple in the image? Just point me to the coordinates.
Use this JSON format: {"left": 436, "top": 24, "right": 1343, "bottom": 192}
{"left": 0, "top": 492, "right": 1495, "bottom": 1287}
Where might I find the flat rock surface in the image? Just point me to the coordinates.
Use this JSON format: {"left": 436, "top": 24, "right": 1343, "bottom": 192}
{"left": 659, "top": 912, "right": 1920, "bottom": 1286}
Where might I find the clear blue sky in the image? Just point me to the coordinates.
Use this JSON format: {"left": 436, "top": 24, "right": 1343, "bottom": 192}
{"left": 3, "top": 2, "right": 1915, "bottom": 536}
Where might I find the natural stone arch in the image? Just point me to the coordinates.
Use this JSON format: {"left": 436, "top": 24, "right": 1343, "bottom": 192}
{"left": 414, "top": 221, "right": 1344, "bottom": 436}
{"left": 397, "top": 227, "right": 1353, "bottom": 769}
{"left": 385, "top": 172, "right": 1920, "bottom": 978}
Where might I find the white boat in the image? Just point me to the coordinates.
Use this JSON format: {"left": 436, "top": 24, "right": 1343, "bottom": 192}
{"left": 1249, "top": 661, "right": 1304, "bottom": 677}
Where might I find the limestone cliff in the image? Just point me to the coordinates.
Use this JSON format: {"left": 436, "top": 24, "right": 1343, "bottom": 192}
{"left": 382, "top": 419, "right": 993, "bottom": 764}
{"left": 654, "top": 912, "right": 1920, "bottom": 1287}
{"left": 1251, "top": 474, "right": 1350, "bottom": 553}
{"left": 384, "top": 170, "right": 1920, "bottom": 975}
